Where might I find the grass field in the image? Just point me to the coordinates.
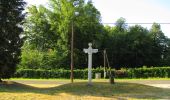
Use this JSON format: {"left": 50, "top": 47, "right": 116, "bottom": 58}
{"left": 0, "top": 79, "right": 170, "bottom": 100}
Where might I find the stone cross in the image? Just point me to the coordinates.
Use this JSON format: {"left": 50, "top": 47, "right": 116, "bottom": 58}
{"left": 83, "top": 43, "right": 98, "bottom": 85}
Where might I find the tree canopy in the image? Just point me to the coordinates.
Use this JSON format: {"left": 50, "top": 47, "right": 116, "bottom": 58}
{"left": 19, "top": 0, "right": 170, "bottom": 70}
{"left": 0, "top": 0, "right": 26, "bottom": 81}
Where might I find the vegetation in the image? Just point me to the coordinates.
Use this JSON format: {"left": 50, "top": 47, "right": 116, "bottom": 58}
{"left": 13, "top": 67, "right": 170, "bottom": 79}
{"left": 1, "top": 1, "right": 170, "bottom": 99}
{"left": 0, "top": 0, "right": 26, "bottom": 81}
{"left": 1, "top": 0, "right": 170, "bottom": 80}
{"left": 0, "top": 80, "right": 170, "bottom": 99}
{"left": 19, "top": 0, "right": 170, "bottom": 70}
{"left": 22, "top": 0, "right": 103, "bottom": 69}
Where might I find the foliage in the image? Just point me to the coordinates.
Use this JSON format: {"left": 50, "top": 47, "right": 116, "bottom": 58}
{"left": 14, "top": 67, "right": 170, "bottom": 79}
{"left": 24, "top": 5, "right": 59, "bottom": 51}
{"left": 23, "top": 0, "right": 103, "bottom": 68}
{"left": 19, "top": 0, "right": 170, "bottom": 70}
{"left": 14, "top": 68, "right": 107, "bottom": 79}
{"left": 19, "top": 43, "right": 68, "bottom": 70}
{"left": 103, "top": 21, "right": 170, "bottom": 69}
{"left": 129, "top": 67, "right": 170, "bottom": 78}
{"left": 0, "top": 0, "right": 26, "bottom": 80}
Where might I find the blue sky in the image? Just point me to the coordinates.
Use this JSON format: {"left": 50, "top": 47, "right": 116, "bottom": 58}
{"left": 25, "top": 0, "right": 170, "bottom": 37}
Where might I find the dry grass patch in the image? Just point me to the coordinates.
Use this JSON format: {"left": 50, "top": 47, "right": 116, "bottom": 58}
{"left": 0, "top": 80, "right": 170, "bottom": 100}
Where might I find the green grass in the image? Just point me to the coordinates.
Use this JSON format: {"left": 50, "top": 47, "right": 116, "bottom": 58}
{"left": 0, "top": 79, "right": 170, "bottom": 100}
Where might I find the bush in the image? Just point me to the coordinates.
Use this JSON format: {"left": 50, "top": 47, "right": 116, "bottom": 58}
{"left": 13, "top": 67, "right": 170, "bottom": 79}
{"left": 19, "top": 47, "right": 68, "bottom": 70}
{"left": 19, "top": 49, "right": 44, "bottom": 69}
{"left": 128, "top": 67, "right": 170, "bottom": 78}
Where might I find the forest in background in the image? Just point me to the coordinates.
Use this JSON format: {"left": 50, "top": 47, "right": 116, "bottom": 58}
{"left": 19, "top": 0, "right": 170, "bottom": 70}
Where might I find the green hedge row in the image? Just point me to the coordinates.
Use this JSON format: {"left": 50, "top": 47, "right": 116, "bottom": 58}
{"left": 128, "top": 67, "right": 170, "bottom": 78}
{"left": 14, "top": 68, "right": 104, "bottom": 79}
{"left": 13, "top": 67, "right": 170, "bottom": 79}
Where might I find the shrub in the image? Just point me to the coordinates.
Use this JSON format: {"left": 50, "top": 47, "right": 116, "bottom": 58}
{"left": 13, "top": 67, "right": 170, "bottom": 79}
{"left": 19, "top": 48, "right": 68, "bottom": 70}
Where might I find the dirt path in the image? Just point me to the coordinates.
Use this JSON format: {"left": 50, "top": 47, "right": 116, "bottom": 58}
{"left": 11, "top": 80, "right": 69, "bottom": 85}
{"left": 7, "top": 79, "right": 170, "bottom": 88}
{"left": 119, "top": 80, "right": 170, "bottom": 88}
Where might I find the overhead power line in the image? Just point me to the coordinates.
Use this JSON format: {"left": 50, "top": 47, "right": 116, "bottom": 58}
{"left": 102, "top": 23, "right": 170, "bottom": 25}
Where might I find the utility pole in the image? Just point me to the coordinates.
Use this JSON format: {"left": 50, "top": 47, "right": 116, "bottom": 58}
{"left": 70, "top": 1, "right": 79, "bottom": 83}
{"left": 71, "top": 21, "right": 74, "bottom": 83}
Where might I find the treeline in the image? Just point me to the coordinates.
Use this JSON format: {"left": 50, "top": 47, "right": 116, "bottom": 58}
{"left": 19, "top": 0, "right": 170, "bottom": 70}
{"left": 102, "top": 21, "right": 170, "bottom": 69}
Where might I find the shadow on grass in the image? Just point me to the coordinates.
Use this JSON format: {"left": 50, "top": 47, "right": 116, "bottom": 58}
{"left": 0, "top": 81, "right": 170, "bottom": 99}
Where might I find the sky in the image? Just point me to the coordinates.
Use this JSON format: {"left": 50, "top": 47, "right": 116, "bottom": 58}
{"left": 25, "top": 0, "right": 170, "bottom": 37}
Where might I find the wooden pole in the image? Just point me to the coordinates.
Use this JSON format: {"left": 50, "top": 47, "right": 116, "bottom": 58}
{"left": 71, "top": 21, "right": 74, "bottom": 83}
{"left": 105, "top": 50, "right": 114, "bottom": 84}
{"left": 104, "top": 49, "right": 106, "bottom": 79}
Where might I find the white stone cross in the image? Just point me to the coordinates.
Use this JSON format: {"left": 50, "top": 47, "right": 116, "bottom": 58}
{"left": 83, "top": 43, "right": 98, "bottom": 85}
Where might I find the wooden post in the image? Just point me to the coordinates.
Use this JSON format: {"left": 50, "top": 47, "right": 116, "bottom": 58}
{"left": 105, "top": 50, "right": 114, "bottom": 84}
{"left": 71, "top": 21, "right": 74, "bottom": 83}
{"left": 104, "top": 49, "right": 106, "bottom": 79}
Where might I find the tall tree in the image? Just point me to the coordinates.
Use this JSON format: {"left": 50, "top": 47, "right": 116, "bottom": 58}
{"left": 104, "top": 21, "right": 166, "bottom": 68}
{"left": 163, "top": 39, "right": 170, "bottom": 65}
{"left": 0, "top": 0, "right": 26, "bottom": 82}
{"left": 150, "top": 23, "right": 165, "bottom": 42}
{"left": 149, "top": 23, "right": 167, "bottom": 65}
{"left": 73, "top": 1, "right": 104, "bottom": 67}
{"left": 23, "top": 0, "right": 103, "bottom": 69}
{"left": 103, "top": 18, "right": 128, "bottom": 69}
{"left": 115, "top": 17, "right": 127, "bottom": 33}
{"left": 24, "top": 5, "right": 59, "bottom": 51}
{"left": 127, "top": 25, "right": 157, "bottom": 67}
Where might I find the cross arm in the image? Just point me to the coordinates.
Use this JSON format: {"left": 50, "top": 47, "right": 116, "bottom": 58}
{"left": 83, "top": 49, "right": 88, "bottom": 53}
{"left": 92, "top": 49, "right": 98, "bottom": 53}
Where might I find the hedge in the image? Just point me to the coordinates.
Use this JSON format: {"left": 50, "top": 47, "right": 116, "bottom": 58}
{"left": 13, "top": 67, "right": 170, "bottom": 79}
{"left": 14, "top": 69, "right": 102, "bottom": 79}
{"left": 128, "top": 67, "right": 170, "bottom": 78}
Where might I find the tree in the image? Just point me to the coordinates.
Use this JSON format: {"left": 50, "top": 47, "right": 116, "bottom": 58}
{"left": 114, "top": 17, "right": 127, "bottom": 33}
{"left": 149, "top": 23, "right": 167, "bottom": 66}
{"left": 103, "top": 18, "right": 128, "bottom": 69}
{"left": 127, "top": 25, "right": 157, "bottom": 67}
{"left": 163, "top": 39, "right": 170, "bottom": 65}
{"left": 150, "top": 23, "right": 165, "bottom": 42}
{"left": 23, "top": 0, "right": 103, "bottom": 69}
{"left": 0, "top": 0, "right": 26, "bottom": 82}
{"left": 73, "top": 1, "right": 104, "bottom": 67}
{"left": 103, "top": 20, "right": 167, "bottom": 68}
{"left": 24, "top": 5, "right": 59, "bottom": 51}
